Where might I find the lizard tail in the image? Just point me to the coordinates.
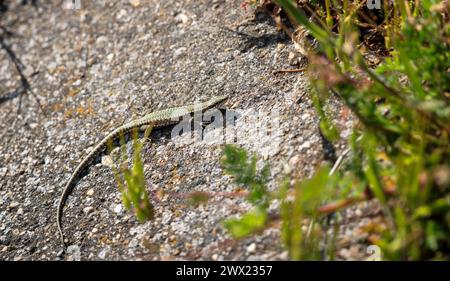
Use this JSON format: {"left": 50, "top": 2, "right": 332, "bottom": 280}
{"left": 56, "top": 132, "right": 112, "bottom": 249}
{"left": 57, "top": 177, "right": 72, "bottom": 248}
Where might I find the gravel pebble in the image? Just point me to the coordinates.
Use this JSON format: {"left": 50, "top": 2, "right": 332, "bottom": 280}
{"left": 246, "top": 243, "right": 256, "bottom": 254}
{"left": 66, "top": 245, "right": 81, "bottom": 261}
{"left": 114, "top": 204, "right": 123, "bottom": 214}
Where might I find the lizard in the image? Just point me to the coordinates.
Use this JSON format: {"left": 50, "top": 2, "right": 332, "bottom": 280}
{"left": 56, "top": 96, "right": 227, "bottom": 252}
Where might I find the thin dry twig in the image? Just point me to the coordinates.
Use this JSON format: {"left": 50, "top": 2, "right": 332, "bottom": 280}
{"left": 272, "top": 67, "right": 307, "bottom": 74}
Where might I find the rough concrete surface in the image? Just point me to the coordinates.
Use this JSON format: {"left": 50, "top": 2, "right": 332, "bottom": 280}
{"left": 0, "top": 0, "right": 377, "bottom": 260}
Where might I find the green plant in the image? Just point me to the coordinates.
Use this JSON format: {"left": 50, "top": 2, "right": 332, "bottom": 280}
{"left": 279, "top": 166, "right": 340, "bottom": 260}
{"left": 221, "top": 145, "right": 343, "bottom": 260}
{"left": 108, "top": 129, "right": 154, "bottom": 222}
{"left": 221, "top": 145, "right": 271, "bottom": 238}
{"left": 233, "top": 0, "right": 449, "bottom": 260}
{"left": 272, "top": 0, "right": 450, "bottom": 260}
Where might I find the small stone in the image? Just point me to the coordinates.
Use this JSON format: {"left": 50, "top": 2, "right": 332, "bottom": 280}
{"left": 173, "top": 47, "right": 187, "bottom": 59}
{"left": 102, "top": 155, "right": 114, "bottom": 168}
{"left": 66, "top": 245, "right": 81, "bottom": 261}
{"left": 0, "top": 167, "right": 7, "bottom": 177}
{"left": 114, "top": 204, "right": 122, "bottom": 214}
{"left": 53, "top": 144, "right": 64, "bottom": 153}
{"left": 300, "top": 141, "right": 311, "bottom": 150}
{"left": 29, "top": 123, "right": 38, "bottom": 130}
{"left": 116, "top": 9, "right": 127, "bottom": 20}
{"left": 106, "top": 53, "right": 114, "bottom": 61}
{"left": 9, "top": 201, "right": 19, "bottom": 209}
{"left": 62, "top": 0, "right": 79, "bottom": 10}
{"left": 288, "top": 51, "right": 300, "bottom": 65}
{"left": 129, "top": 0, "right": 140, "bottom": 7}
{"left": 16, "top": 208, "right": 24, "bottom": 215}
{"left": 47, "top": 62, "right": 57, "bottom": 73}
{"left": 83, "top": 206, "right": 94, "bottom": 214}
{"left": 246, "top": 243, "right": 256, "bottom": 254}
{"left": 278, "top": 251, "right": 289, "bottom": 260}
{"left": 301, "top": 113, "right": 310, "bottom": 120}
{"left": 212, "top": 254, "right": 218, "bottom": 261}
{"left": 175, "top": 13, "right": 189, "bottom": 25}
{"left": 339, "top": 248, "right": 350, "bottom": 259}
{"left": 161, "top": 211, "right": 172, "bottom": 224}
{"left": 96, "top": 36, "right": 108, "bottom": 45}
{"left": 86, "top": 189, "right": 94, "bottom": 196}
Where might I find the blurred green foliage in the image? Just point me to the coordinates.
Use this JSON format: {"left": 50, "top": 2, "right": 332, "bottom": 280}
{"left": 231, "top": 0, "right": 449, "bottom": 260}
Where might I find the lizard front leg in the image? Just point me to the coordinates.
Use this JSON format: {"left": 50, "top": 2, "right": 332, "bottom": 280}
{"left": 139, "top": 124, "right": 154, "bottom": 145}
